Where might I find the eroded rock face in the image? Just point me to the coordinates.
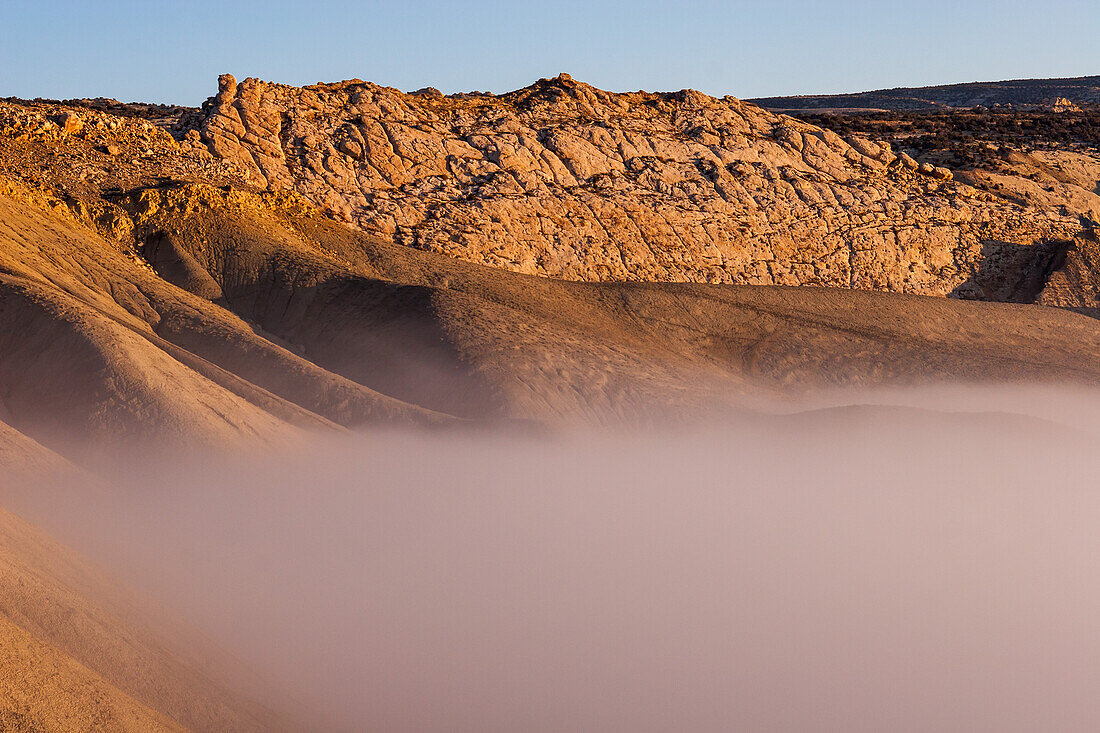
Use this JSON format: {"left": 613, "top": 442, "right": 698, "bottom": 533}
{"left": 189, "top": 73, "right": 1081, "bottom": 297}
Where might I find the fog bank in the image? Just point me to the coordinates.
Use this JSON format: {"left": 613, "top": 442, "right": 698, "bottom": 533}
{"left": 6, "top": 387, "right": 1100, "bottom": 732}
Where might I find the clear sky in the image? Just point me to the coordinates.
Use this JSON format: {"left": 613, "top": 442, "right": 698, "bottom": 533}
{"left": 2, "top": 0, "right": 1098, "bottom": 106}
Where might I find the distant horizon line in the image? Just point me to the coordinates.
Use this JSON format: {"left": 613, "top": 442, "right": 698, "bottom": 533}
{"left": 4, "top": 70, "right": 1099, "bottom": 108}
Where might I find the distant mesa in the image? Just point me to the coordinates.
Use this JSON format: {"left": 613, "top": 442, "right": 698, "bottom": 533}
{"left": 749, "top": 74, "right": 1100, "bottom": 111}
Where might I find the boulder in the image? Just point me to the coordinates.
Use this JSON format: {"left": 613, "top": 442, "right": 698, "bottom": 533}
{"left": 57, "top": 112, "right": 83, "bottom": 135}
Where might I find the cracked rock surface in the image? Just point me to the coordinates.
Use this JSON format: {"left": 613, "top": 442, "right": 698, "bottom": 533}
{"left": 189, "top": 73, "right": 1080, "bottom": 299}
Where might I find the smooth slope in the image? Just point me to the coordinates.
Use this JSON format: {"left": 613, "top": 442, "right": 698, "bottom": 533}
{"left": 0, "top": 456, "right": 300, "bottom": 731}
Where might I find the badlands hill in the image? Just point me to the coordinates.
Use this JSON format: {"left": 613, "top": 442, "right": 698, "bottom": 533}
{"left": 2, "top": 74, "right": 1100, "bottom": 730}
{"left": 750, "top": 74, "right": 1100, "bottom": 111}
{"left": 0, "top": 71, "right": 1098, "bottom": 449}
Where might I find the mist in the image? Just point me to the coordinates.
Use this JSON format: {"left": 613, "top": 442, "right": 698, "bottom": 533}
{"left": 6, "top": 385, "right": 1100, "bottom": 732}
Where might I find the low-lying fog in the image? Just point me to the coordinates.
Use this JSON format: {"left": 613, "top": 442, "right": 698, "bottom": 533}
{"left": 8, "top": 385, "right": 1100, "bottom": 732}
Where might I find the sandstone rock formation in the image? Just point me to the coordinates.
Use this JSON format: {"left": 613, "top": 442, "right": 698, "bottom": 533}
{"left": 186, "top": 74, "right": 1079, "bottom": 299}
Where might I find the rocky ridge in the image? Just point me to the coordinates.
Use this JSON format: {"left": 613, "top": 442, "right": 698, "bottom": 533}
{"left": 183, "top": 73, "right": 1081, "bottom": 300}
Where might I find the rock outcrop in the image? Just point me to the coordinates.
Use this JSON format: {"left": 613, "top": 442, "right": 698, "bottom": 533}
{"left": 186, "top": 74, "right": 1079, "bottom": 298}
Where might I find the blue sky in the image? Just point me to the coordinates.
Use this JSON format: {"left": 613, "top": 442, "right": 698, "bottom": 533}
{"left": 2, "top": 0, "right": 1098, "bottom": 105}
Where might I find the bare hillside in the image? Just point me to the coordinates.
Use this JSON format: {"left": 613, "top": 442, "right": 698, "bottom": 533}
{"left": 4, "top": 75, "right": 1100, "bottom": 730}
